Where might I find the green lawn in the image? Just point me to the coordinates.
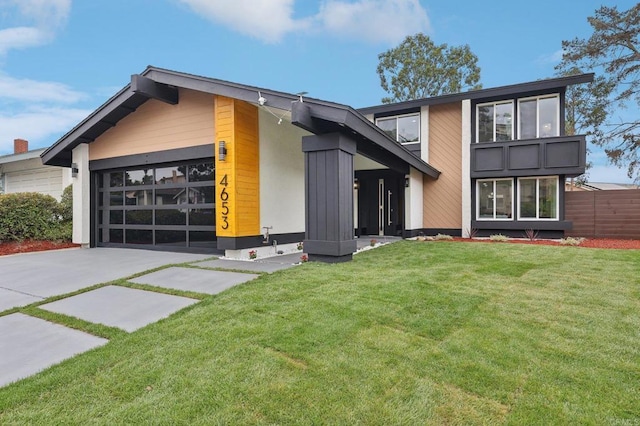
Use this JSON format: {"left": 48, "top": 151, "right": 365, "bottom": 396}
{"left": 1, "top": 241, "right": 639, "bottom": 424}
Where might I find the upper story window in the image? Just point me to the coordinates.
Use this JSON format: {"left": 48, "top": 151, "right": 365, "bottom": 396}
{"left": 376, "top": 113, "right": 420, "bottom": 145}
{"left": 518, "top": 95, "right": 559, "bottom": 139}
{"left": 477, "top": 101, "right": 513, "bottom": 143}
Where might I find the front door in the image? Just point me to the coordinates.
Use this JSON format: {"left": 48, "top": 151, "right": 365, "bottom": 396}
{"left": 356, "top": 170, "right": 404, "bottom": 236}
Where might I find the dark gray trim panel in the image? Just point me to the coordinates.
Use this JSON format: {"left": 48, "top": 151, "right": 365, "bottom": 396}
{"left": 217, "top": 232, "right": 305, "bottom": 250}
{"left": 304, "top": 239, "right": 358, "bottom": 256}
{"left": 472, "top": 220, "right": 573, "bottom": 230}
{"left": 471, "top": 136, "right": 586, "bottom": 178}
{"left": 131, "top": 74, "right": 178, "bottom": 105}
{"left": 89, "top": 145, "right": 214, "bottom": 171}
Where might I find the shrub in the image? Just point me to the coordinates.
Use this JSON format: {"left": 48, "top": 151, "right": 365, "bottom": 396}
{"left": 0, "top": 192, "right": 71, "bottom": 242}
{"left": 560, "top": 237, "right": 585, "bottom": 246}
{"left": 489, "top": 234, "right": 509, "bottom": 242}
{"left": 523, "top": 229, "right": 539, "bottom": 241}
{"left": 59, "top": 185, "right": 73, "bottom": 223}
{"left": 434, "top": 233, "right": 453, "bottom": 240}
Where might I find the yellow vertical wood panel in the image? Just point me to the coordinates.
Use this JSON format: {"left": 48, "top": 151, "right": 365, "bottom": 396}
{"left": 214, "top": 96, "right": 260, "bottom": 237}
{"left": 89, "top": 89, "right": 214, "bottom": 160}
{"left": 424, "top": 103, "right": 463, "bottom": 229}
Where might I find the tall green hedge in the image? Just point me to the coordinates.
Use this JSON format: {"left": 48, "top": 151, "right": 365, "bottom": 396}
{"left": 0, "top": 187, "right": 72, "bottom": 242}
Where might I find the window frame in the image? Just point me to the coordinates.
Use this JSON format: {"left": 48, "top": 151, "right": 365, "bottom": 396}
{"left": 476, "top": 178, "right": 514, "bottom": 221}
{"left": 516, "top": 176, "right": 559, "bottom": 221}
{"left": 475, "top": 100, "right": 514, "bottom": 143}
{"left": 375, "top": 112, "right": 421, "bottom": 145}
{"left": 517, "top": 94, "right": 560, "bottom": 139}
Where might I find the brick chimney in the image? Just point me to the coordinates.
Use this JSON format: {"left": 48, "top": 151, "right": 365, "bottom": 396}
{"left": 14, "top": 138, "right": 28, "bottom": 154}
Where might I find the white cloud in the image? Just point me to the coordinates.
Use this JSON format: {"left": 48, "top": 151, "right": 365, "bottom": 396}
{"left": 177, "top": 0, "right": 430, "bottom": 45}
{"left": 0, "top": 106, "right": 91, "bottom": 154}
{"left": 536, "top": 49, "right": 563, "bottom": 65}
{"left": 316, "top": 0, "right": 430, "bottom": 45}
{"left": 177, "top": 0, "right": 308, "bottom": 44}
{"left": 0, "top": 0, "right": 71, "bottom": 55}
{"left": 0, "top": 73, "right": 86, "bottom": 103}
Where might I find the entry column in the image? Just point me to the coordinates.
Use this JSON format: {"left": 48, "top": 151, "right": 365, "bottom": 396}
{"left": 302, "top": 132, "right": 357, "bottom": 263}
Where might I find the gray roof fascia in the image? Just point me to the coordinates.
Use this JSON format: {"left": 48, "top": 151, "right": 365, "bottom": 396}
{"left": 0, "top": 148, "right": 47, "bottom": 165}
{"left": 358, "top": 73, "right": 595, "bottom": 115}
{"left": 139, "top": 68, "right": 440, "bottom": 177}
{"left": 41, "top": 85, "right": 138, "bottom": 166}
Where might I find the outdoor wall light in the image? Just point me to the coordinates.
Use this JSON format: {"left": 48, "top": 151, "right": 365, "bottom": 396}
{"left": 354, "top": 178, "right": 359, "bottom": 190}
{"left": 404, "top": 174, "right": 410, "bottom": 188}
{"left": 218, "top": 141, "right": 227, "bottom": 162}
{"left": 71, "top": 163, "right": 79, "bottom": 178}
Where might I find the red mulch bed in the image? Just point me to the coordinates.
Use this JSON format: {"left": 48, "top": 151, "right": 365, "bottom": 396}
{"left": 0, "top": 240, "right": 80, "bottom": 256}
{"left": 448, "top": 237, "right": 640, "bottom": 250}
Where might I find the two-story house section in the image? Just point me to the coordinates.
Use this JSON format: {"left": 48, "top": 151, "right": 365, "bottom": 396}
{"left": 359, "top": 73, "right": 593, "bottom": 238}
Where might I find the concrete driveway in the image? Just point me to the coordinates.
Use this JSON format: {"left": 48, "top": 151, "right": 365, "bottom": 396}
{"left": 0, "top": 247, "right": 212, "bottom": 312}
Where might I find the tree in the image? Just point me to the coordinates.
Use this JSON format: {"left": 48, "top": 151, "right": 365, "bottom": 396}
{"left": 377, "top": 33, "right": 482, "bottom": 103}
{"left": 559, "top": 3, "right": 640, "bottom": 181}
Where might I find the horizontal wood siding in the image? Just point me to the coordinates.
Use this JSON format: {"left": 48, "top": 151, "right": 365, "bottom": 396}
{"left": 565, "top": 189, "right": 640, "bottom": 239}
{"left": 214, "top": 96, "right": 260, "bottom": 238}
{"left": 89, "top": 89, "right": 214, "bottom": 161}
{"left": 424, "top": 102, "right": 462, "bottom": 229}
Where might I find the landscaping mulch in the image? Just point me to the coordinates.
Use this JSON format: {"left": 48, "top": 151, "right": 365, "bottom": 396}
{"left": 446, "top": 237, "right": 640, "bottom": 250}
{"left": 0, "top": 240, "right": 79, "bottom": 256}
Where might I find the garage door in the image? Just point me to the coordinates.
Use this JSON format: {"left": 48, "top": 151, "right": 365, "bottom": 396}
{"left": 96, "top": 160, "right": 216, "bottom": 251}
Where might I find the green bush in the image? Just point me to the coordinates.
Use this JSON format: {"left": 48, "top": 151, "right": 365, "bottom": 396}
{"left": 0, "top": 192, "right": 72, "bottom": 242}
{"left": 59, "top": 184, "right": 73, "bottom": 223}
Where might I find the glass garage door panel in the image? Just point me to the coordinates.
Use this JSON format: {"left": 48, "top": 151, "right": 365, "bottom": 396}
{"left": 96, "top": 161, "right": 215, "bottom": 250}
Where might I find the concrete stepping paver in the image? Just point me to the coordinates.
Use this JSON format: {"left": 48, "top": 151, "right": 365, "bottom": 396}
{"left": 130, "top": 267, "right": 259, "bottom": 294}
{"left": 40, "top": 286, "right": 198, "bottom": 332}
{"left": 0, "top": 313, "right": 108, "bottom": 388}
{"left": 194, "top": 258, "right": 296, "bottom": 273}
{"left": 0, "top": 288, "right": 42, "bottom": 312}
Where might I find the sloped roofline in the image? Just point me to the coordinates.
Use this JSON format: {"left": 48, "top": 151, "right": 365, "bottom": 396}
{"left": 41, "top": 66, "right": 440, "bottom": 177}
{"left": 357, "top": 73, "right": 595, "bottom": 115}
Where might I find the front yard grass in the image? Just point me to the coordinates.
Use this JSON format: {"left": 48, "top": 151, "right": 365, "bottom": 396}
{"left": 0, "top": 241, "right": 638, "bottom": 424}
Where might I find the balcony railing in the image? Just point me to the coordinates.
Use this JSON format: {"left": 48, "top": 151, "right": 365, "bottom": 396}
{"left": 470, "top": 135, "right": 586, "bottom": 178}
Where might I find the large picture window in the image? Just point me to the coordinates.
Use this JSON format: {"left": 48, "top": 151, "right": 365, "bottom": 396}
{"left": 376, "top": 113, "right": 420, "bottom": 145}
{"left": 96, "top": 160, "right": 216, "bottom": 250}
{"left": 477, "top": 179, "right": 513, "bottom": 220}
{"left": 477, "top": 101, "right": 513, "bottom": 142}
{"left": 518, "top": 177, "right": 558, "bottom": 220}
{"left": 518, "top": 95, "right": 559, "bottom": 139}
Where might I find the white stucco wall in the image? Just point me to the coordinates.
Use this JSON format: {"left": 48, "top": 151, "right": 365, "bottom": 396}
{"left": 405, "top": 166, "right": 424, "bottom": 231}
{"left": 72, "top": 144, "right": 90, "bottom": 246}
{"left": 259, "top": 110, "right": 309, "bottom": 236}
{"left": 420, "top": 105, "right": 429, "bottom": 163}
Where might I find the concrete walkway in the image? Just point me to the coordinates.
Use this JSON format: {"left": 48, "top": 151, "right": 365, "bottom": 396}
{"left": 0, "top": 247, "right": 299, "bottom": 388}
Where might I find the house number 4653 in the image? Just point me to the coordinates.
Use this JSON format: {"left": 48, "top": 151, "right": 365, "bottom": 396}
{"left": 219, "top": 174, "right": 230, "bottom": 230}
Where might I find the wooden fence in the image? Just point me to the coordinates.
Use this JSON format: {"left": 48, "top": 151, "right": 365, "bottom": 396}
{"left": 565, "top": 189, "right": 640, "bottom": 239}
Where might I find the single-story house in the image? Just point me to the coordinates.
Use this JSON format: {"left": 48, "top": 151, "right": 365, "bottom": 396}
{"left": 0, "top": 139, "right": 71, "bottom": 201}
{"left": 41, "top": 66, "right": 592, "bottom": 262}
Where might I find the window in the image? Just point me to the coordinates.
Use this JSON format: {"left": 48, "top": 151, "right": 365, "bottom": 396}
{"left": 518, "top": 177, "right": 558, "bottom": 220}
{"left": 376, "top": 113, "right": 420, "bottom": 145}
{"left": 477, "top": 179, "right": 513, "bottom": 220}
{"left": 477, "top": 101, "right": 513, "bottom": 142}
{"left": 518, "top": 95, "right": 559, "bottom": 139}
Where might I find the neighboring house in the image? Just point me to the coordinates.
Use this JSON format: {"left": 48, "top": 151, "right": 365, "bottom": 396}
{"left": 0, "top": 139, "right": 71, "bottom": 201}
{"left": 41, "top": 66, "right": 591, "bottom": 262}
{"left": 566, "top": 181, "right": 639, "bottom": 191}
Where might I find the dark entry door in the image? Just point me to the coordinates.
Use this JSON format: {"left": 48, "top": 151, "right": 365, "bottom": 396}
{"left": 356, "top": 170, "right": 404, "bottom": 236}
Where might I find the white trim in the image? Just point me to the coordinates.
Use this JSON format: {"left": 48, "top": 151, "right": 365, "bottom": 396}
{"left": 420, "top": 105, "right": 429, "bottom": 162}
{"left": 475, "top": 100, "right": 513, "bottom": 143}
{"left": 72, "top": 143, "right": 90, "bottom": 247}
{"left": 475, "top": 178, "right": 514, "bottom": 221}
{"left": 517, "top": 94, "right": 560, "bottom": 139}
{"left": 375, "top": 112, "right": 420, "bottom": 145}
{"left": 516, "top": 176, "right": 559, "bottom": 220}
{"left": 461, "top": 99, "right": 471, "bottom": 236}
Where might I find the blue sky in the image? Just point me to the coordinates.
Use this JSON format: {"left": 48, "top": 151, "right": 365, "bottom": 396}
{"left": 0, "top": 0, "right": 636, "bottom": 183}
